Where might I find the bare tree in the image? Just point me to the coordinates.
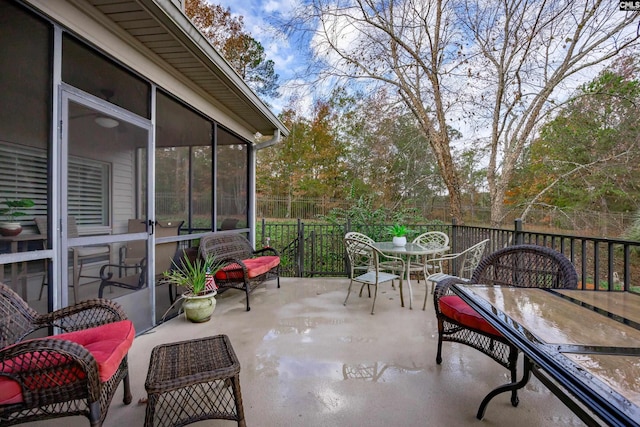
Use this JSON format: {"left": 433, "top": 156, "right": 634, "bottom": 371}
{"left": 285, "top": 0, "right": 639, "bottom": 224}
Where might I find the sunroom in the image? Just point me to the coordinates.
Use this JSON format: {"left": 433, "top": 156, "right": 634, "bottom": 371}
{"left": 0, "top": 0, "right": 288, "bottom": 333}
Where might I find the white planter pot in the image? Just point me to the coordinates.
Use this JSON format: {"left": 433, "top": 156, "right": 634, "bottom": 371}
{"left": 392, "top": 236, "right": 407, "bottom": 246}
{"left": 182, "top": 291, "right": 217, "bottom": 323}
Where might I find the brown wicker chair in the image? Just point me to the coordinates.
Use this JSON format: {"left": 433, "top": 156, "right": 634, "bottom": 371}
{"left": 199, "top": 233, "right": 280, "bottom": 311}
{"left": 433, "top": 244, "right": 578, "bottom": 407}
{"left": 0, "top": 282, "right": 133, "bottom": 426}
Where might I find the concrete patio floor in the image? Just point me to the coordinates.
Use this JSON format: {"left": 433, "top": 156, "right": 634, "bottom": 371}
{"left": 37, "top": 277, "right": 586, "bottom": 426}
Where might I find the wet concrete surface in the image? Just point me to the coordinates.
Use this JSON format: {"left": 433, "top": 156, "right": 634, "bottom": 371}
{"left": 36, "top": 278, "right": 586, "bottom": 426}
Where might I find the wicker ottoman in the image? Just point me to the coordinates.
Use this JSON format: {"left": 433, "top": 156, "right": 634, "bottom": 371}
{"left": 144, "top": 334, "right": 246, "bottom": 427}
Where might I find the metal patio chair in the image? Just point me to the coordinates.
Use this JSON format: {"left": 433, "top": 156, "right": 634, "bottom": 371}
{"left": 423, "top": 238, "right": 490, "bottom": 303}
{"left": 343, "top": 236, "right": 404, "bottom": 314}
{"left": 98, "top": 221, "right": 183, "bottom": 298}
{"left": 409, "top": 230, "right": 449, "bottom": 281}
{"left": 344, "top": 231, "right": 405, "bottom": 289}
{"left": 35, "top": 216, "right": 111, "bottom": 302}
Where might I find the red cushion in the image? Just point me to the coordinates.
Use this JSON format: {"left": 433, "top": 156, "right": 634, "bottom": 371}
{"left": 215, "top": 256, "right": 280, "bottom": 281}
{"left": 0, "top": 320, "right": 135, "bottom": 405}
{"left": 438, "top": 295, "right": 501, "bottom": 336}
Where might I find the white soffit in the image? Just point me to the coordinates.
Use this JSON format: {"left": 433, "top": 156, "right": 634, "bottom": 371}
{"left": 65, "top": 0, "right": 288, "bottom": 138}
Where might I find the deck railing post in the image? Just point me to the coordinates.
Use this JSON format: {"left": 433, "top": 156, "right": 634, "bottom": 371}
{"left": 514, "top": 219, "right": 524, "bottom": 245}
{"left": 451, "top": 218, "right": 458, "bottom": 253}
{"left": 297, "top": 219, "right": 304, "bottom": 277}
{"left": 343, "top": 219, "right": 351, "bottom": 276}
{"left": 310, "top": 230, "right": 316, "bottom": 277}
{"left": 450, "top": 218, "right": 460, "bottom": 274}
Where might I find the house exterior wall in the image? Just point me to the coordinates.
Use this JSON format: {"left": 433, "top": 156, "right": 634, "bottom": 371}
{"left": 0, "top": 0, "right": 283, "bottom": 331}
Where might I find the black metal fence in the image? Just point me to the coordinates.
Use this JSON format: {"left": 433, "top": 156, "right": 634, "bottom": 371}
{"left": 257, "top": 218, "right": 640, "bottom": 293}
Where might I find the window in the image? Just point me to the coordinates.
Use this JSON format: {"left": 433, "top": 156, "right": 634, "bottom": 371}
{"left": 156, "top": 91, "right": 213, "bottom": 232}
{"left": 216, "top": 127, "right": 248, "bottom": 230}
{"left": 62, "top": 34, "right": 150, "bottom": 119}
{"left": 68, "top": 157, "right": 111, "bottom": 227}
{"left": 0, "top": 142, "right": 110, "bottom": 227}
{"left": 0, "top": 142, "right": 47, "bottom": 221}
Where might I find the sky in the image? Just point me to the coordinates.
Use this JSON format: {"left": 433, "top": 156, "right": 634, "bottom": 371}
{"left": 208, "top": 0, "right": 637, "bottom": 128}
{"left": 211, "top": 0, "right": 308, "bottom": 114}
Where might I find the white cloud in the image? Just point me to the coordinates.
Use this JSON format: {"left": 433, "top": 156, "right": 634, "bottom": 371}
{"left": 272, "top": 78, "right": 315, "bottom": 116}
{"left": 214, "top": 0, "right": 305, "bottom": 87}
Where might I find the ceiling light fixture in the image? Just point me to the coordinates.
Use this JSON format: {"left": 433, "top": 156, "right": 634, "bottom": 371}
{"left": 94, "top": 116, "right": 119, "bottom": 128}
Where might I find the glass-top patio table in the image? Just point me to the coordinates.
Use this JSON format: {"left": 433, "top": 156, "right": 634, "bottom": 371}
{"left": 373, "top": 242, "right": 448, "bottom": 309}
{"left": 452, "top": 284, "right": 640, "bottom": 426}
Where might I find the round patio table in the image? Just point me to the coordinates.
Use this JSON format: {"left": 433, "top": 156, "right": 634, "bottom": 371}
{"left": 373, "top": 242, "right": 449, "bottom": 309}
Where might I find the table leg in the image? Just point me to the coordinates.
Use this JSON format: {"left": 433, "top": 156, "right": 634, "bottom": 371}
{"left": 476, "top": 355, "right": 531, "bottom": 420}
{"left": 405, "top": 256, "right": 413, "bottom": 309}
{"left": 7, "top": 241, "right": 28, "bottom": 300}
{"left": 18, "top": 260, "right": 28, "bottom": 301}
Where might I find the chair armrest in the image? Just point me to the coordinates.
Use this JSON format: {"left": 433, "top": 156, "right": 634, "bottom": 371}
{"left": 37, "top": 299, "right": 128, "bottom": 332}
{"left": 379, "top": 253, "right": 405, "bottom": 270}
{"left": 100, "top": 262, "right": 142, "bottom": 279}
{"left": 433, "top": 276, "right": 470, "bottom": 315}
{"left": 0, "top": 338, "right": 101, "bottom": 404}
{"left": 99, "top": 260, "right": 145, "bottom": 284}
{"left": 427, "top": 252, "right": 463, "bottom": 264}
{"left": 216, "top": 256, "right": 250, "bottom": 273}
{"left": 253, "top": 247, "right": 279, "bottom": 257}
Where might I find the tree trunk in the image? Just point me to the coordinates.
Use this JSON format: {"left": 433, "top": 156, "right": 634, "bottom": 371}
{"left": 433, "top": 138, "right": 463, "bottom": 224}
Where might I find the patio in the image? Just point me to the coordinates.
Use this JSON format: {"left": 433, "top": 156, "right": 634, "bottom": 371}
{"left": 35, "top": 277, "right": 585, "bottom": 426}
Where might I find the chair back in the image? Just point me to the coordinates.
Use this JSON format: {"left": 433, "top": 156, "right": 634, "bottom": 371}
{"left": 34, "top": 216, "right": 83, "bottom": 238}
{"left": 344, "top": 232, "right": 377, "bottom": 261}
{"left": 120, "top": 219, "right": 182, "bottom": 274}
{"left": 199, "top": 233, "right": 254, "bottom": 262}
{"left": 456, "top": 239, "right": 489, "bottom": 279}
{"left": 344, "top": 232, "right": 375, "bottom": 246}
{"left": 220, "top": 218, "right": 239, "bottom": 230}
{"left": 66, "top": 216, "right": 81, "bottom": 238}
{"left": 123, "top": 219, "right": 148, "bottom": 262}
{"left": 0, "top": 282, "right": 38, "bottom": 347}
{"left": 413, "top": 231, "right": 449, "bottom": 250}
{"left": 344, "top": 237, "right": 381, "bottom": 277}
{"left": 34, "top": 216, "right": 47, "bottom": 237}
{"left": 154, "top": 220, "right": 183, "bottom": 274}
{"left": 471, "top": 244, "right": 578, "bottom": 289}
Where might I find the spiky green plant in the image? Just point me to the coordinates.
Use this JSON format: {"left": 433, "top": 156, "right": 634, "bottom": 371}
{"left": 386, "top": 223, "right": 411, "bottom": 237}
{"left": 164, "top": 252, "right": 222, "bottom": 295}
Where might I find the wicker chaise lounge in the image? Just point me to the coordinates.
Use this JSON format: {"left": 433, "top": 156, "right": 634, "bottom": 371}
{"left": 199, "top": 233, "right": 280, "bottom": 311}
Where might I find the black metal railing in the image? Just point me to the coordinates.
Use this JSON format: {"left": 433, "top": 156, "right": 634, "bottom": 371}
{"left": 257, "top": 218, "right": 640, "bottom": 293}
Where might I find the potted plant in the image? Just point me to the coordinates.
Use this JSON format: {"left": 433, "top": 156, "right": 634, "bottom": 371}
{"left": 387, "top": 224, "right": 410, "bottom": 246}
{"left": 0, "top": 198, "right": 35, "bottom": 237}
{"left": 164, "top": 252, "right": 222, "bottom": 323}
